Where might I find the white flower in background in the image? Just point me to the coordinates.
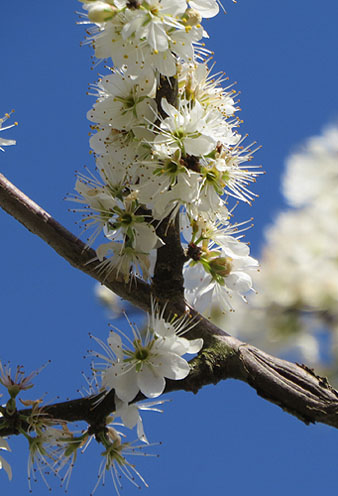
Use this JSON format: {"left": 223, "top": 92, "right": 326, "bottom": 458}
{"left": 259, "top": 207, "right": 338, "bottom": 309}
{"left": 0, "top": 436, "right": 12, "bottom": 481}
{"left": 93, "top": 305, "right": 203, "bottom": 402}
{"left": 212, "top": 289, "right": 322, "bottom": 366}
{"left": 95, "top": 283, "right": 123, "bottom": 317}
{"left": 0, "top": 111, "right": 17, "bottom": 152}
{"left": 213, "top": 124, "right": 338, "bottom": 383}
{"left": 283, "top": 125, "right": 338, "bottom": 208}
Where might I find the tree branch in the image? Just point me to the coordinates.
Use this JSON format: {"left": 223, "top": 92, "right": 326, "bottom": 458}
{"left": 0, "top": 173, "right": 151, "bottom": 311}
{"left": 152, "top": 75, "right": 186, "bottom": 302}
{"left": 1, "top": 172, "right": 338, "bottom": 433}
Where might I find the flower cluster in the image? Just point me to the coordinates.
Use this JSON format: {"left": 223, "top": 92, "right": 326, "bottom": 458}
{"left": 87, "top": 301, "right": 203, "bottom": 491}
{"left": 74, "top": 0, "right": 260, "bottom": 311}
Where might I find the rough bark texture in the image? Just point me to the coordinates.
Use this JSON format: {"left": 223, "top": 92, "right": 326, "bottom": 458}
{"left": 1, "top": 172, "right": 338, "bottom": 436}
{"left": 152, "top": 75, "right": 187, "bottom": 302}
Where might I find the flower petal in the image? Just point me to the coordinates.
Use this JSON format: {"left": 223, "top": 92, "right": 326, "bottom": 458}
{"left": 137, "top": 367, "right": 166, "bottom": 398}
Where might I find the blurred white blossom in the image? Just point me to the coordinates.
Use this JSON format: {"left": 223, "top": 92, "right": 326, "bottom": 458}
{"left": 213, "top": 124, "right": 338, "bottom": 375}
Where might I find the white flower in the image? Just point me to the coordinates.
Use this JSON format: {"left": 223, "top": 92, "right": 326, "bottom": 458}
{"left": 178, "top": 62, "right": 238, "bottom": 116}
{"left": 154, "top": 98, "right": 216, "bottom": 157}
{"left": 0, "top": 362, "right": 40, "bottom": 398}
{"left": 184, "top": 236, "right": 258, "bottom": 313}
{"left": 87, "top": 2, "right": 204, "bottom": 76}
{"left": 283, "top": 125, "right": 338, "bottom": 208}
{"left": 92, "top": 427, "right": 148, "bottom": 496}
{"left": 74, "top": 176, "right": 163, "bottom": 253}
{"left": 0, "top": 111, "right": 17, "bottom": 152}
{"left": 0, "top": 436, "right": 12, "bottom": 481}
{"left": 189, "top": 0, "right": 220, "bottom": 18}
{"left": 86, "top": 1, "right": 118, "bottom": 23}
{"left": 136, "top": 165, "right": 201, "bottom": 220}
{"left": 93, "top": 305, "right": 203, "bottom": 402}
{"left": 211, "top": 140, "right": 263, "bottom": 204}
{"left": 121, "top": 0, "right": 187, "bottom": 52}
{"left": 95, "top": 283, "right": 123, "bottom": 317}
{"left": 25, "top": 426, "right": 86, "bottom": 491}
{"left": 96, "top": 241, "right": 155, "bottom": 282}
{"left": 87, "top": 69, "right": 157, "bottom": 131}
{"left": 115, "top": 397, "right": 166, "bottom": 443}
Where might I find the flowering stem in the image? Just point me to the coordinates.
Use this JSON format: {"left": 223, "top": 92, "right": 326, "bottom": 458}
{"left": 1, "top": 174, "right": 338, "bottom": 430}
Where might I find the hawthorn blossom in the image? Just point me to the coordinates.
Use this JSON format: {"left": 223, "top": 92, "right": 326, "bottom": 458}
{"left": 0, "top": 436, "right": 12, "bottom": 481}
{"left": 0, "top": 111, "right": 16, "bottom": 151}
{"left": 92, "top": 306, "right": 203, "bottom": 402}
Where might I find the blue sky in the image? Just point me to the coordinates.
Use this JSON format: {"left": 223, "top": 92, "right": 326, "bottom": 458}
{"left": 1, "top": 1, "right": 338, "bottom": 494}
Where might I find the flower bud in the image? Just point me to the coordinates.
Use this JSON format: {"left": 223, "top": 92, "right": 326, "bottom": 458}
{"left": 184, "top": 9, "right": 202, "bottom": 27}
{"left": 209, "top": 256, "right": 233, "bottom": 278}
{"left": 87, "top": 2, "right": 117, "bottom": 22}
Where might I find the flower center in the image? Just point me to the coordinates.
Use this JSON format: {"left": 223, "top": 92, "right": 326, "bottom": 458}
{"left": 134, "top": 347, "right": 149, "bottom": 361}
